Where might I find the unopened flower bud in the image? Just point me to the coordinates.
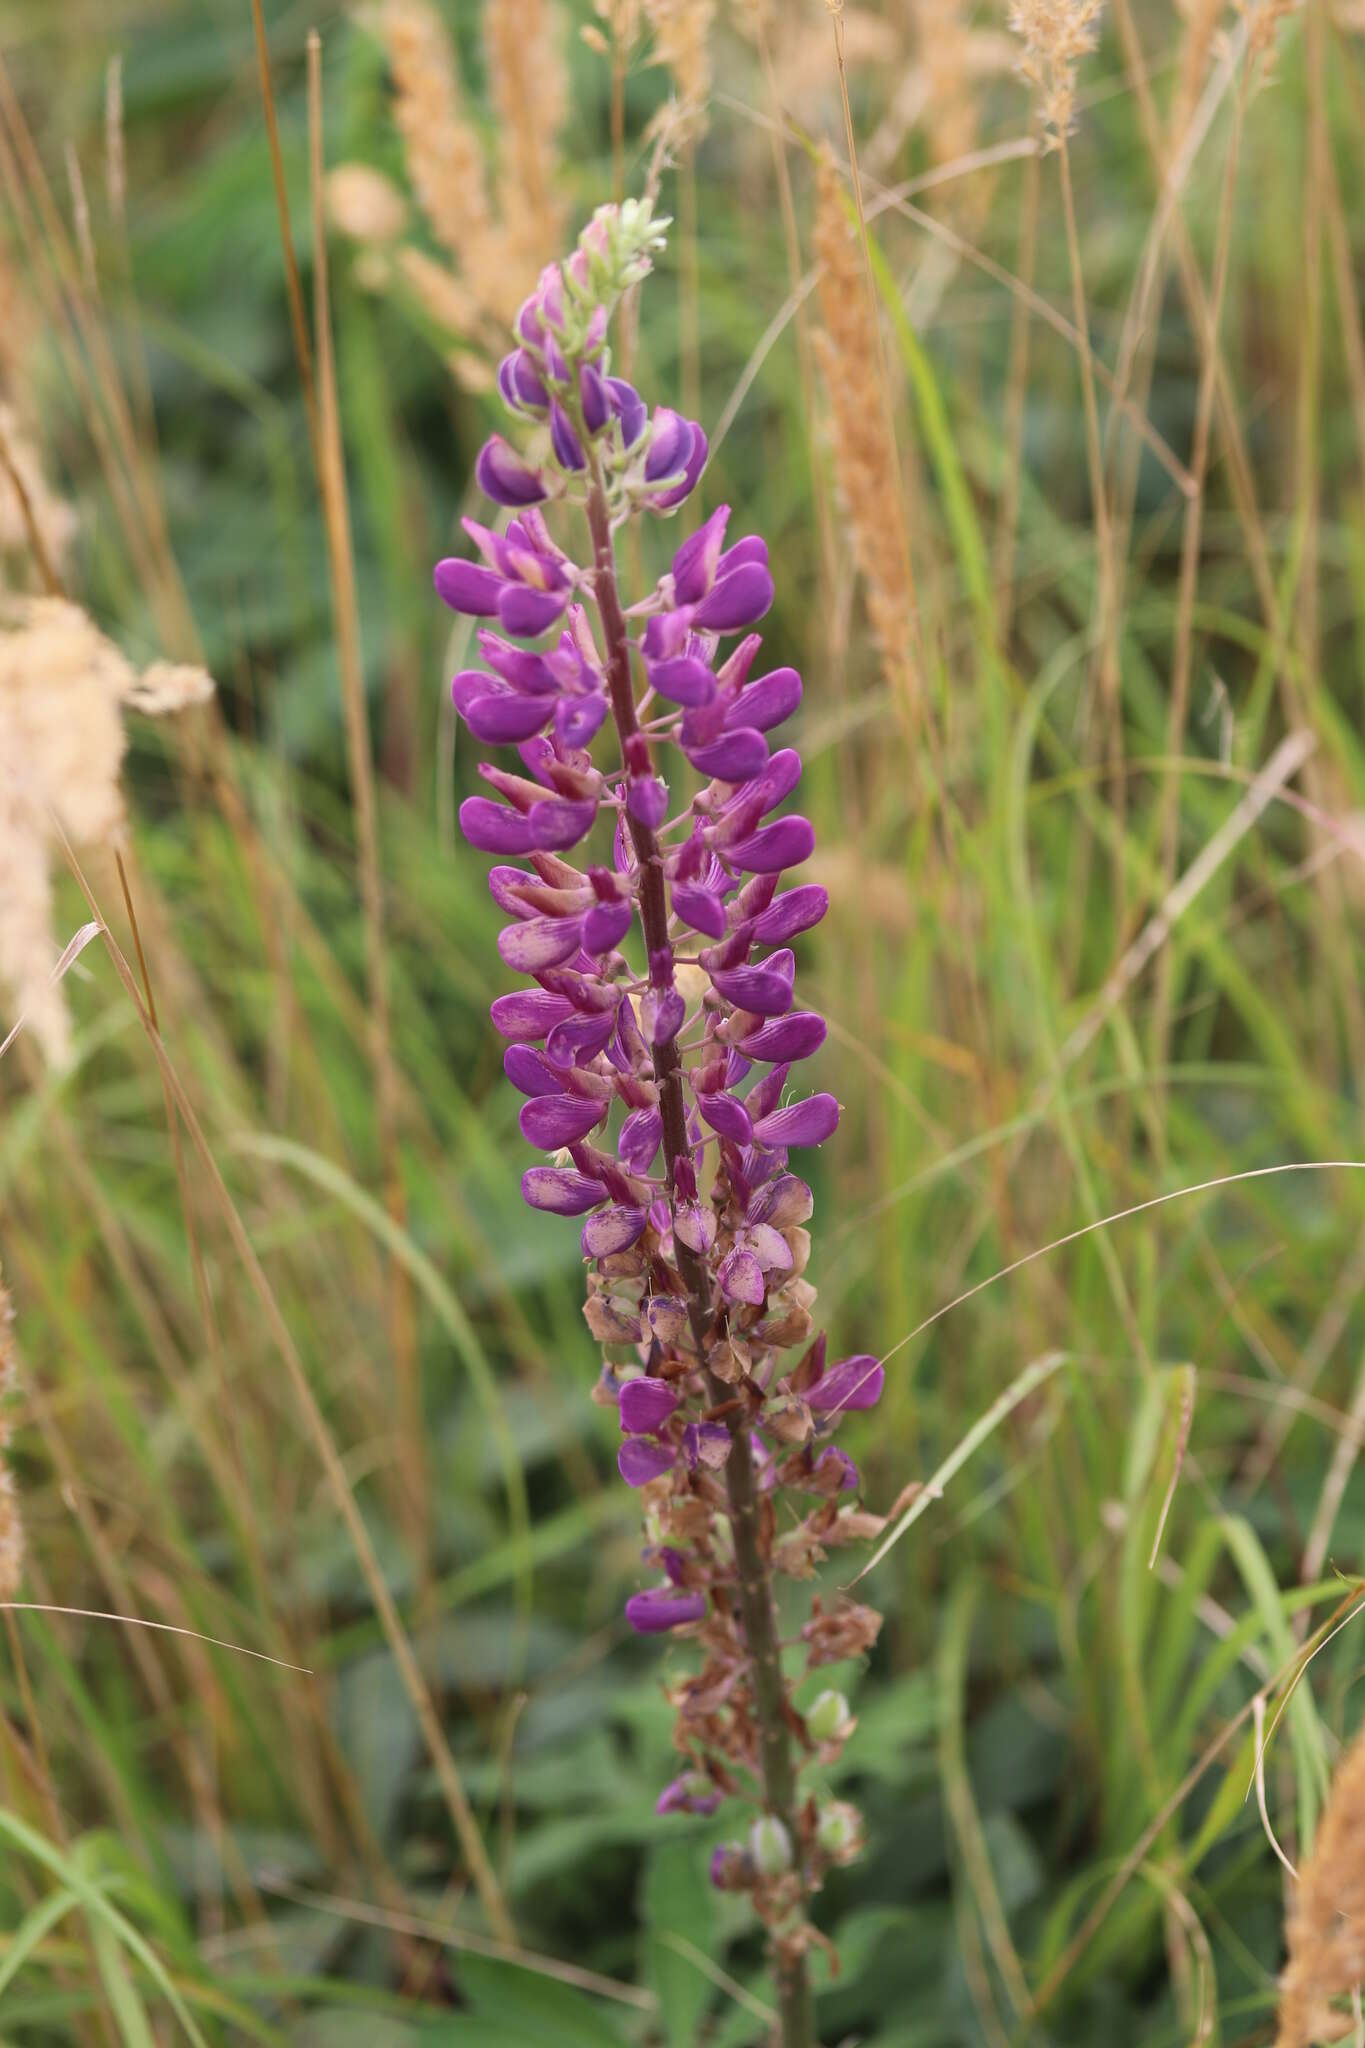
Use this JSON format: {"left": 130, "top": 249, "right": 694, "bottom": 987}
{"left": 815, "top": 1800, "right": 864, "bottom": 1862}
{"left": 749, "top": 1814, "right": 793, "bottom": 1878}
{"left": 709, "top": 1841, "right": 752, "bottom": 1891}
{"left": 806, "top": 1689, "right": 853, "bottom": 1744}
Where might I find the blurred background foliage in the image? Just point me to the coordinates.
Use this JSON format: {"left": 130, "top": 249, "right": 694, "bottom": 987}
{"left": 2, "top": 0, "right": 1365, "bottom": 2040}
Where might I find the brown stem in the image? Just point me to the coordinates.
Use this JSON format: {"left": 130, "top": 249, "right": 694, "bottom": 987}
{"left": 585, "top": 473, "right": 816, "bottom": 2048}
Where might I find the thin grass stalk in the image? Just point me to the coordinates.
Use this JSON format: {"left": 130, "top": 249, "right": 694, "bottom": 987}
{"left": 1147, "top": 61, "right": 1249, "bottom": 1119}
{"left": 993, "top": 133, "right": 1039, "bottom": 641}
{"left": 305, "top": 32, "right": 427, "bottom": 1574}
{"left": 57, "top": 838, "right": 518, "bottom": 1948}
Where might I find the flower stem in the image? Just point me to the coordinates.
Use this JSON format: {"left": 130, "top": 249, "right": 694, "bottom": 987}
{"left": 586, "top": 470, "right": 815, "bottom": 2048}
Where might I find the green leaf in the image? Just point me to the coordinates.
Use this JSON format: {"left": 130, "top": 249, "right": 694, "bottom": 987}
{"left": 642, "top": 1835, "right": 716, "bottom": 2048}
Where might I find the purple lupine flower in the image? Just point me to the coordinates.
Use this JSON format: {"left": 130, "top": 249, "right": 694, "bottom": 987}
{"left": 436, "top": 198, "right": 883, "bottom": 1972}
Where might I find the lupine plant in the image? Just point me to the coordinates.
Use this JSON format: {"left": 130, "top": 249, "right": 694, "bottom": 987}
{"left": 435, "top": 198, "right": 887, "bottom": 2046}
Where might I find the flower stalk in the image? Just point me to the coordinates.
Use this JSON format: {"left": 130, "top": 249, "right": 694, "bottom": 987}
{"left": 434, "top": 198, "right": 890, "bottom": 2047}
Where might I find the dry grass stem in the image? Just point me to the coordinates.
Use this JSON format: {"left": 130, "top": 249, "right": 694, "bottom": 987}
{"left": 1276, "top": 1724, "right": 1365, "bottom": 2046}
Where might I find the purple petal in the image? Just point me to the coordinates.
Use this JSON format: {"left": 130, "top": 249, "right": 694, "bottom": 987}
{"left": 618, "top": 1439, "right": 677, "bottom": 1488}
{"left": 579, "top": 362, "right": 610, "bottom": 433}
{"left": 550, "top": 400, "right": 586, "bottom": 471}
{"left": 652, "top": 426, "right": 708, "bottom": 512}
{"left": 498, "top": 585, "right": 570, "bottom": 637}
{"left": 709, "top": 959, "right": 795, "bottom": 1018}
{"left": 627, "top": 776, "right": 670, "bottom": 829}
{"left": 459, "top": 687, "right": 553, "bottom": 745}
{"left": 672, "top": 506, "right": 731, "bottom": 606}
{"left": 647, "top": 655, "right": 716, "bottom": 708}
{"left": 671, "top": 882, "right": 727, "bottom": 939}
{"left": 519, "top": 1093, "right": 606, "bottom": 1148}
{"left": 645, "top": 408, "right": 692, "bottom": 482}
{"left": 684, "top": 727, "right": 769, "bottom": 782}
{"left": 674, "top": 1201, "right": 716, "bottom": 1254}
{"left": 619, "top": 1376, "right": 679, "bottom": 1434}
{"left": 738, "top": 1012, "right": 827, "bottom": 1063}
{"left": 556, "top": 693, "right": 609, "bottom": 749}
{"left": 459, "top": 796, "right": 539, "bottom": 854}
{"left": 814, "top": 1445, "right": 859, "bottom": 1490}
{"left": 583, "top": 898, "right": 632, "bottom": 953}
{"left": 479, "top": 635, "right": 559, "bottom": 693}
{"left": 750, "top": 885, "right": 828, "bottom": 945}
{"left": 640, "top": 986, "right": 687, "bottom": 1047}
{"left": 732, "top": 666, "right": 802, "bottom": 732}
{"left": 746, "top": 1174, "right": 813, "bottom": 1228}
{"left": 719, "top": 1246, "right": 765, "bottom": 1305}
{"left": 527, "top": 796, "right": 599, "bottom": 851}
{"left": 807, "top": 1354, "right": 884, "bottom": 1415}
{"left": 626, "top": 1586, "right": 706, "bottom": 1633}
{"left": 718, "top": 536, "right": 769, "bottom": 575}
{"left": 435, "top": 558, "right": 504, "bottom": 616}
{"left": 741, "top": 1222, "right": 792, "bottom": 1270}
{"left": 727, "top": 815, "right": 816, "bottom": 874}
{"left": 582, "top": 1205, "right": 649, "bottom": 1258}
{"left": 656, "top": 1773, "right": 721, "bottom": 1817}
{"left": 607, "top": 377, "right": 648, "bottom": 447}
{"left": 683, "top": 1421, "right": 732, "bottom": 1471}
{"left": 693, "top": 562, "right": 774, "bottom": 633}
{"left": 491, "top": 989, "right": 576, "bottom": 1042}
{"left": 618, "top": 1106, "right": 663, "bottom": 1171}
{"left": 545, "top": 1009, "right": 617, "bottom": 1065}
{"left": 751, "top": 1092, "right": 840, "bottom": 1149}
{"left": 521, "top": 1166, "right": 608, "bottom": 1214}
{"left": 696, "top": 1091, "right": 754, "bottom": 1145}
{"left": 503, "top": 1046, "right": 562, "bottom": 1096}
{"left": 496, "top": 914, "right": 585, "bottom": 972}
{"left": 476, "top": 435, "right": 547, "bottom": 507}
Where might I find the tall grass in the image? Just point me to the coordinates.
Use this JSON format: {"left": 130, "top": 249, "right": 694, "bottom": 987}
{"left": 3, "top": 1, "right": 1365, "bottom": 2041}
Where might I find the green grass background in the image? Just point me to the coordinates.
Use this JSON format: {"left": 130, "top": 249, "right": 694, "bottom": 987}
{"left": 4, "top": 0, "right": 1365, "bottom": 2040}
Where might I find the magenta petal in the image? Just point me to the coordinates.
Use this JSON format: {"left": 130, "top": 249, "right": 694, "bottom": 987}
{"left": 521, "top": 1166, "right": 608, "bottom": 1214}
{"left": 808, "top": 1354, "right": 884, "bottom": 1414}
{"left": 732, "top": 666, "right": 802, "bottom": 732}
{"left": 656, "top": 1773, "right": 721, "bottom": 1816}
{"left": 674, "top": 1201, "right": 716, "bottom": 1254}
{"left": 583, "top": 898, "right": 632, "bottom": 953}
{"left": 619, "top": 1376, "right": 679, "bottom": 1434}
{"left": 696, "top": 1091, "right": 754, "bottom": 1145}
{"left": 672, "top": 505, "right": 731, "bottom": 605}
{"left": 435, "top": 558, "right": 504, "bottom": 615}
{"left": 727, "top": 816, "right": 816, "bottom": 874}
{"left": 626, "top": 1586, "right": 706, "bottom": 1632}
{"left": 476, "top": 436, "right": 547, "bottom": 507}
{"left": 648, "top": 655, "right": 717, "bottom": 707}
{"left": 750, "top": 885, "right": 828, "bottom": 945}
{"left": 519, "top": 1093, "right": 606, "bottom": 1148}
{"left": 503, "top": 1046, "right": 562, "bottom": 1096}
{"left": 582, "top": 1205, "right": 649, "bottom": 1258}
{"left": 546, "top": 1008, "right": 617, "bottom": 1065}
{"left": 645, "top": 408, "right": 692, "bottom": 481}
{"left": 498, "top": 584, "right": 570, "bottom": 636}
{"left": 618, "top": 1105, "right": 663, "bottom": 1171}
{"left": 693, "top": 562, "right": 774, "bottom": 632}
{"left": 459, "top": 797, "right": 539, "bottom": 854}
{"left": 627, "top": 777, "right": 670, "bottom": 829}
{"left": 670, "top": 882, "right": 727, "bottom": 939}
{"left": 497, "top": 914, "right": 585, "bottom": 972}
{"left": 751, "top": 1092, "right": 840, "bottom": 1149}
{"left": 719, "top": 1246, "right": 765, "bottom": 1305}
{"left": 528, "top": 797, "right": 599, "bottom": 850}
{"left": 738, "top": 1011, "right": 827, "bottom": 1063}
{"left": 462, "top": 691, "right": 554, "bottom": 744}
{"left": 708, "top": 961, "right": 795, "bottom": 1018}
{"left": 640, "top": 986, "right": 687, "bottom": 1047}
{"left": 491, "top": 990, "right": 576, "bottom": 1042}
{"left": 685, "top": 727, "right": 769, "bottom": 782}
{"left": 618, "top": 1439, "right": 677, "bottom": 1487}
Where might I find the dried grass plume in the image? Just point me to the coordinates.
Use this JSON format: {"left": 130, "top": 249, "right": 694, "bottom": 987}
{"left": 811, "top": 154, "right": 917, "bottom": 718}
{"left": 1276, "top": 1722, "right": 1365, "bottom": 2047}
{"left": 0, "top": 598, "right": 213, "bottom": 1066}
{"left": 1008, "top": 0, "right": 1104, "bottom": 144}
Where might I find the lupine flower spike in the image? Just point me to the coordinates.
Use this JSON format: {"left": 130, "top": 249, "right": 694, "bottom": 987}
{"left": 436, "top": 198, "right": 885, "bottom": 2042}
